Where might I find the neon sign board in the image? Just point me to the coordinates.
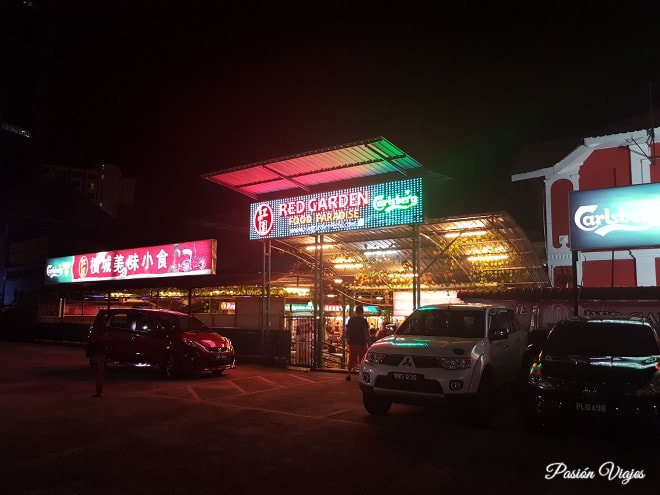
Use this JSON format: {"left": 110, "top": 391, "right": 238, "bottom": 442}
{"left": 569, "top": 183, "right": 660, "bottom": 250}
{"left": 249, "top": 177, "right": 423, "bottom": 239}
{"left": 45, "top": 239, "right": 216, "bottom": 284}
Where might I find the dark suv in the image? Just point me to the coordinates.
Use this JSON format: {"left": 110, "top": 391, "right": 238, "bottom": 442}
{"left": 527, "top": 316, "right": 660, "bottom": 430}
{"left": 86, "top": 308, "right": 235, "bottom": 378}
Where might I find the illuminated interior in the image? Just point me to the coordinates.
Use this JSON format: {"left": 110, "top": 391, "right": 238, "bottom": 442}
{"left": 270, "top": 211, "right": 548, "bottom": 291}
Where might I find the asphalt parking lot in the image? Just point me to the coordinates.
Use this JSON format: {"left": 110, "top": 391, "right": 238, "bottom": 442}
{"left": 1, "top": 341, "right": 658, "bottom": 494}
{"left": 1, "top": 341, "right": 367, "bottom": 494}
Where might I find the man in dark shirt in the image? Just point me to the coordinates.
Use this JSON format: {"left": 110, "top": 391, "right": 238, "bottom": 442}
{"left": 344, "top": 305, "right": 369, "bottom": 381}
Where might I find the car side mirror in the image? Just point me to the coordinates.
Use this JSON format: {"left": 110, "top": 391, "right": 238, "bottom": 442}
{"left": 489, "top": 327, "right": 509, "bottom": 341}
{"left": 155, "top": 322, "right": 170, "bottom": 335}
{"left": 526, "top": 343, "right": 542, "bottom": 356}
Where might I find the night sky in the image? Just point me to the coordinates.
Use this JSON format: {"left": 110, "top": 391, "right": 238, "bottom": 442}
{"left": 30, "top": 2, "right": 660, "bottom": 236}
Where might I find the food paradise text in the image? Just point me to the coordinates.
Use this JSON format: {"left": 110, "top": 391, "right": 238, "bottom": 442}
{"left": 288, "top": 209, "right": 361, "bottom": 225}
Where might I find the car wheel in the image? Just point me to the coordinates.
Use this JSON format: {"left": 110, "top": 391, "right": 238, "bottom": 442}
{"left": 164, "top": 354, "right": 178, "bottom": 379}
{"left": 473, "top": 368, "right": 494, "bottom": 426}
{"left": 513, "top": 354, "right": 535, "bottom": 397}
{"left": 362, "top": 391, "right": 391, "bottom": 416}
{"left": 521, "top": 350, "right": 537, "bottom": 379}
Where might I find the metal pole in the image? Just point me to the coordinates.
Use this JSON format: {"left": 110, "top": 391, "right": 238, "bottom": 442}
{"left": 94, "top": 355, "right": 105, "bottom": 398}
{"left": 262, "top": 240, "right": 272, "bottom": 363}
{"left": 572, "top": 249, "right": 579, "bottom": 316}
{"left": 412, "top": 224, "right": 421, "bottom": 310}
{"left": 267, "top": 239, "right": 271, "bottom": 360}
{"left": 313, "top": 235, "right": 324, "bottom": 368}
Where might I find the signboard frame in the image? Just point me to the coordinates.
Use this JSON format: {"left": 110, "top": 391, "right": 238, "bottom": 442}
{"left": 569, "top": 183, "right": 660, "bottom": 251}
{"left": 249, "top": 177, "right": 423, "bottom": 240}
{"left": 45, "top": 239, "right": 217, "bottom": 284}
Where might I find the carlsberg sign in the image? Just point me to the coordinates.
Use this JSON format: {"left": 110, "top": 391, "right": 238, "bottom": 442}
{"left": 569, "top": 183, "right": 660, "bottom": 250}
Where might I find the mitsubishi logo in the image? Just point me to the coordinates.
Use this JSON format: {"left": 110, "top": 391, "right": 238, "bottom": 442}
{"left": 400, "top": 356, "right": 414, "bottom": 367}
{"left": 582, "top": 386, "right": 598, "bottom": 397}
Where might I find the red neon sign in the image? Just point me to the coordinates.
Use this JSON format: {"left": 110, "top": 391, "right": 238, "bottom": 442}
{"left": 45, "top": 239, "right": 217, "bottom": 284}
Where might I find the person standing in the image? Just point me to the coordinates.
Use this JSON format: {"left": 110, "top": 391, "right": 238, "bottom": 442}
{"left": 344, "top": 305, "right": 369, "bottom": 381}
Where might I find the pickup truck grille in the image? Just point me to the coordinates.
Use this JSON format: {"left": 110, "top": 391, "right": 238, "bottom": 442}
{"left": 381, "top": 354, "right": 441, "bottom": 368}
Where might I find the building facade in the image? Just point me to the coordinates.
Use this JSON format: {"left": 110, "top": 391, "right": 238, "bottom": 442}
{"left": 42, "top": 163, "right": 136, "bottom": 218}
{"left": 513, "top": 128, "right": 660, "bottom": 288}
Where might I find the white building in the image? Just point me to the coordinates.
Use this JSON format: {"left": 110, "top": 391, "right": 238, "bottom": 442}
{"left": 513, "top": 125, "right": 660, "bottom": 288}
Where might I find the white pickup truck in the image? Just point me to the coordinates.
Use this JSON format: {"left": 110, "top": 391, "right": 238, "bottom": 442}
{"left": 359, "top": 303, "right": 532, "bottom": 423}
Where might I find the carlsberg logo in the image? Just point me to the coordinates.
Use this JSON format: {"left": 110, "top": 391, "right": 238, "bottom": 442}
{"left": 574, "top": 204, "right": 660, "bottom": 236}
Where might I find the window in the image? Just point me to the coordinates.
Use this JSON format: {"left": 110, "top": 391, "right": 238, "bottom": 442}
{"left": 398, "top": 309, "right": 485, "bottom": 338}
{"left": 490, "top": 310, "right": 515, "bottom": 334}
{"left": 547, "top": 321, "right": 658, "bottom": 357}
{"left": 108, "top": 312, "right": 131, "bottom": 330}
{"left": 135, "top": 314, "right": 156, "bottom": 334}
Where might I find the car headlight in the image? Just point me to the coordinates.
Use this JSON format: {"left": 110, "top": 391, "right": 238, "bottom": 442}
{"left": 634, "top": 372, "right": 660, "bottom": 396}
{"left": 182, "top": 338, "right": 208, "bottom": 352}
{"left": 364, "top": 351, "right": 386, "bottom": 364}
{"left": 528, "top": 362, "right": 554, "bottom": 390}
{"left": 439, "top": 357, "right": 471, "bottom": 370}
{"left": 633, "top": 383, "right": 660, "bottom": 396}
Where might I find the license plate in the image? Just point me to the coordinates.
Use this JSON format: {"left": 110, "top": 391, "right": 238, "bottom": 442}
{"left": 575, "top": 402, "right": 606, "bottom": 413}
{"left": 392, "top": 372, "right": 421, "bottom": 381}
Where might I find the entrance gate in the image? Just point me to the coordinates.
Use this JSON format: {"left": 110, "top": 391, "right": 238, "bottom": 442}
{"left": 281, "top": 315, "right": 347, "bottom": 370}
{"left": 282, "top": 316, "right": 315, "bottom": 367}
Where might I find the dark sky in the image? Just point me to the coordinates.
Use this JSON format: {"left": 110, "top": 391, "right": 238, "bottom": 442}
{"left": 33, "top": 1, "right": 660, "bottom": 235}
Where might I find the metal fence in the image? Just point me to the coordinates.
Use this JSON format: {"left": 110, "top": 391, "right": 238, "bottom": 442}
{"left": 281, "top": 316, "right": 347, "bottom": 370}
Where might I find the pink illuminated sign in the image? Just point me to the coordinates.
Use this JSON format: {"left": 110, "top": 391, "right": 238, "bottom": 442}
{"left": 45, "top": 239, "right": 217, "bottom": 284}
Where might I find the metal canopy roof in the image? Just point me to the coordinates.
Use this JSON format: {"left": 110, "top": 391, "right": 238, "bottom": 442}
{"left": 270, "top": 211, "right": 550, "bottom": 291}
{"left": 201, "top": 137, "right": 429, "bottom": 200}
{"left": 201, "top": 138, "right": 548, "bottom": 294}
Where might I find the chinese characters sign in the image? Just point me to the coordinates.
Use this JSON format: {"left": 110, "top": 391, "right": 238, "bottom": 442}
{"left": 249, "top": 177, "right": 423, "bottom": 239}
{"left": 45, "top": 239, "right": 216, "bottom": 284}
{"left": 569, "top": 183, "right": 660, "bottom": 251}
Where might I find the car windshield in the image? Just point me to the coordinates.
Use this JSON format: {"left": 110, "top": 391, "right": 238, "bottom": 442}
{"left": 545, "top": 321, "right": 659, "bottom": 357}
{"left": 158, "top": 314, "right": 209, "bottom": 334}
{"left": 397, "top": 309, "right": 485, "bottom": 338}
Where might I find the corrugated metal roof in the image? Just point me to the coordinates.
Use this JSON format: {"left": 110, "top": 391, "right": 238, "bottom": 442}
{"left": 270, "top": 211, "right": 550, "bottom": 290}
{"left": 511, "top": 137, "right": 583, "bottom": 177}
{"left": 201, "top": 138, "right": 547, "bottom": 291}
{"left": 511, "top": 107, "right": 660, "bottom": 179}
{"left": 201, "top": 137, "right": 432, "bottom": 199}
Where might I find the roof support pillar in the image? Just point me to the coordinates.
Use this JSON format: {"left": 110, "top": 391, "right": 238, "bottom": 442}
{"left": 261, "top": 239, "right": 272, "bottom": 363}
{"left": 412, "top": 224, "right": 421, "bottom": 310}
{"left": 313, "top": 235, "right": 324, "bottom": 368}
{"left": 572, "top": 249, "right": 578, "bottom": 316}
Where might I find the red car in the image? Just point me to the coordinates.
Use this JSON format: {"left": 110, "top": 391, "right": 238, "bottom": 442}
{"left": 86, "top": 308, "right": 235, "bottom": 378}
